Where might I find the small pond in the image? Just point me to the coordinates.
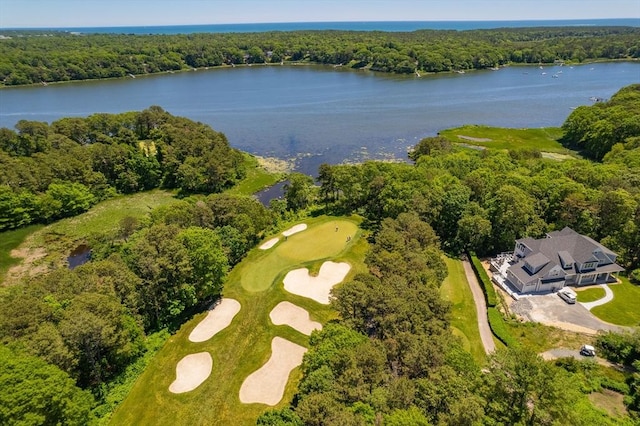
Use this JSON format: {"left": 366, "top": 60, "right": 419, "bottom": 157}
{"left": 67, "top": 244, "right": 91, "bottom": 269}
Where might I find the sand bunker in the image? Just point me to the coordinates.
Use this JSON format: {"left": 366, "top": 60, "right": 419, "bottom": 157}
{"left": 269, "top": 301, "right": 322, "bottom": 336}
{"left": 189, "top": 298, "right": 241, "bottom": 343}
{"left": 259, "top": 237, "right": 279, "bottom": 250}
{"left": 282, "top": 223, "right": 307, "bottom": 237}
{"left": 239, "top": 337, "right": 307, "bottom": 405}
{"left": 168, "top": 352, "right": 212, "bottom": 394}
{"left": 283, "top": 261, "right": 351, "bottom": 304}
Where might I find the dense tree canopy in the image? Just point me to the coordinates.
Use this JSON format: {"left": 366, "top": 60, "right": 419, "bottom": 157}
{"left": 0, "top": 107, "right": 246, "bottom": 231}
{"left": 0, "top": 26, "right": 638, "bottom": 85}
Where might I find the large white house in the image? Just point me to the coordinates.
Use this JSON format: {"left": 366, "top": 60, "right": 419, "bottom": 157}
{"left": 497, "top": 227, "right": 624, "bottom": 294}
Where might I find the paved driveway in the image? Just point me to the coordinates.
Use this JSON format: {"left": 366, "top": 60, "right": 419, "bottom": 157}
{"left": 510, "top": 293, "right": 626, "bottom": 334}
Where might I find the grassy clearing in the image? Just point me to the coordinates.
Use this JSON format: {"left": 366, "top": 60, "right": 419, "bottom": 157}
{"left": 505, "top": 320, "right": 595, "bottom": 353}
{"left": 590, "top": 277, "right": 640, "bottom": 326}
{"left": 588, "top": 389, "right": 628, "bottom": 419}
{"left": 0, "top": 224, "right": 43, "bottom": 283}
{"left": 227, "top": 154, "right": 284, "bottom": 197}
{"left": 439, "top": 125, "right": 571, "bottom": 154}
{"left": 576, "top": 286, "right": 607, "bottom": 303}
{"left": 110, "top": 215, "right": 367, "bottom": 426}
{"left": 440, "top": 257, "right": 486, "bottom": 364}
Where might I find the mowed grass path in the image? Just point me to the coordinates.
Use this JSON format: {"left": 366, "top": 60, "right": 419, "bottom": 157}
{"left": 440, "top": 257, "right": 486, "bottom": 364}
{"left": 590, "top": 277, "right": 640, "bottom": 326}
{"left": 110, "top": 216, "right": 367, "bottom": 426}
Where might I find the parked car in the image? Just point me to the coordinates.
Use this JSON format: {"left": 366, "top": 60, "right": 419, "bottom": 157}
{"left": 580, "top": 344, "right": 596, "bottom": 357}
{"left": 558, "top": 288, "right": 577, "bottom": 304}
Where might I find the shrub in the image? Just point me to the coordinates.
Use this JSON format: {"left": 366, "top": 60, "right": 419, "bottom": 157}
{"left": 487, "top": 307, "right": 518, "bottom": 347}
{"left": 469, "top": 252, "right": 497, "bottom": 307}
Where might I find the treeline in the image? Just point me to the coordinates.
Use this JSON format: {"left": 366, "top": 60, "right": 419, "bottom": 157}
{"left": 562, "top": 83, "right": 640, "bottom": 160}
{"left": 0, "top": 106, "right": 246, "bottom": 231}
{"left": 282, "top": 85, "right": 640, "bottom": 270}
{"left": 259, "top": 215, "right": 623, "bottom": 425}
{"left": 1, "top": 26, "right": 639, "bottom": 85}
{"left": 0, "top": 191, "right": 275, "bottom": 424}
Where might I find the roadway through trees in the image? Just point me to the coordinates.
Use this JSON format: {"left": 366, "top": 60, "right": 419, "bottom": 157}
{"left": 462, "top": 259, "right": 496, "bottom": 354}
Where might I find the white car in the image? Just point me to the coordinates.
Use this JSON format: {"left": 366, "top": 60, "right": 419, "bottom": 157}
{"left": 558, "top": 288, "right": 576, "bottom": 304}
{"left": 580, "top": 345, "right": 596, "bottom": 357}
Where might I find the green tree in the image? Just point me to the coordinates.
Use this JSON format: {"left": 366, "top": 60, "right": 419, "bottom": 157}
{"left": 284, "top": 173, "right": 316, "bottom": 211}
{"left": 0, "top": 346, "right": 94, "bottom": 426}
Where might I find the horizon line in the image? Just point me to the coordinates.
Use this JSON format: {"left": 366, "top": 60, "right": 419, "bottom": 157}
{"left": 2, "top": 17, "right": 639, "bottom": 31}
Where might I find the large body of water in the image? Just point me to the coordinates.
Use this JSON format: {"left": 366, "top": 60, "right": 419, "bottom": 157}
{"left": 1, "top": 62, "right": 639, "bottom": 174}
{"left": 6, "top": 19, "right": 639, "bottom": 34}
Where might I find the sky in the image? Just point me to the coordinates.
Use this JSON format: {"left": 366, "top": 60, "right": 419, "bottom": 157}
{"left": 1, "top": 0, "right": 639, "bottom": 28}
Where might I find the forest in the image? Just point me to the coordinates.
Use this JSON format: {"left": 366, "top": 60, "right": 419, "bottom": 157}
{"left": 0, "top": 26, "right": 639, "bottom": 85}
{"left": 1, "top": 85, "right": 639, "bottom": 425}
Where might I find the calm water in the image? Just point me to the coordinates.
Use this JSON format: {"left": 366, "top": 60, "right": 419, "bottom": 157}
{"left": 6, "top": 19, "right": 639, "bottom": 34}
{"left": 1, "top": 62, "right": 639, "bottom": 174}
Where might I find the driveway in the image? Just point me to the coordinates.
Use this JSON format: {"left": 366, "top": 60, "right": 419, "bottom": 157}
{"left": 510, "top": 293, "right": 626, "bottom": 334}
{"left": 462, "top": 259, "right": 496, "bottom": 354}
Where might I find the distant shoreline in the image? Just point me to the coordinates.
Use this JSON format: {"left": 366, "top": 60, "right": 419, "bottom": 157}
{"left": 2, "top": 18, "right": 639, "bottom": 35}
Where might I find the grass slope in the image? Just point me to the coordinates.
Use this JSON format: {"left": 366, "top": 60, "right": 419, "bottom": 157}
{"left": 440, "top": 257, "right": 486, "bottom": 364}
{"left": 590, "top": 277, "right": 640, "bottom": 326}
{"left": 110, "top": 216, "right": 367, "bottom": 426}
{"left": 227, "top": 153, "right": 284, "bottom": 196}
{"left": 439, "top": 125, "right": 570, "bottom": 153}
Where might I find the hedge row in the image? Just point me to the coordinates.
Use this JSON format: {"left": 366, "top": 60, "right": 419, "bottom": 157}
{"left": 487, "top": 308, "right": 519, "bottom": 347}
{"left": 468, "top": 252, "right": 498, "bottom": 307}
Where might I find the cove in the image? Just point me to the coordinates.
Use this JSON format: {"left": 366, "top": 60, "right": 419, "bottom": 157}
{"left": 1, "top": 62, "right": 638, "bottom": 174}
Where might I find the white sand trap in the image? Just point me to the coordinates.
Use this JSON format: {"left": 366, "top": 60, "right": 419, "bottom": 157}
{"left": 169, "top": 352, "right": 212, "bottom": 394}
{"left": 282, "top": 223, "right": 307, "bottom": 237}
{"left": 239, "top": 337, "right": 307, "bottom": 405}
{"left": 283, "top": 261, "right": 351, "bottom": 304}
{"left": 259, "top": 237, "right": 279, "bottom": 250}
{"left": 189, "top": 298, "right": 241, "bottom": 343}
{"left": 269, "top": 301, "right": 322, "bottom": 336}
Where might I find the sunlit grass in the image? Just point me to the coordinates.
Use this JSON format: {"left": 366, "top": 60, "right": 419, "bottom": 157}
{"left": 590, "top": 277, "right": 640, "bottom": 326}
{"left": 440, "top": 256, "right": 486, "bottom": 364}
{"left": 110, "top": 215, "right": 368, "bottom": 426}
{"left": 439, "top": 125, "right": 572, "bottom": 154}
{"left": 576, "top": 286, "right": 607, "bottom": 303}
{"left": 0, "top": 224, "right": 43, "bottom": 283}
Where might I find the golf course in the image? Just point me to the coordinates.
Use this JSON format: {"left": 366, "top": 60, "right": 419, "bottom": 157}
{"left": 110, "top": 215, "right": 367, "bottom": 425}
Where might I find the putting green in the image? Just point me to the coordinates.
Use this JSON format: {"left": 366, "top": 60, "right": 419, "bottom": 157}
{"left": 242, "top": 219, "right": 358, "bottom": 292}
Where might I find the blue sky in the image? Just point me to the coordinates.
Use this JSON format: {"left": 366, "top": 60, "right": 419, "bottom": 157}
{"left": 1, "top": 0, "right": 639, "bottom": 28}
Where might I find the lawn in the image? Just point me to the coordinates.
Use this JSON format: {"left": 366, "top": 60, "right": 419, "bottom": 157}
{"left": 576, "top": 286, "right": 607, "bottom": 303}
{"left": 110, "top": 215, "right": 368, "bottom": 426}
{"left": 440, "top": 257, "right": 486, "bottom": 364}
{"left": 439, "top": 125, "right": 572, "bottom": 154}
{"left": 590, "top": 277, "right": 640, "bottom": 326}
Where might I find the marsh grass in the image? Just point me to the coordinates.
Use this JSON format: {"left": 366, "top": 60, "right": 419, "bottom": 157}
{"left": 440, "top": 125, "right": 572, "bottom": 154}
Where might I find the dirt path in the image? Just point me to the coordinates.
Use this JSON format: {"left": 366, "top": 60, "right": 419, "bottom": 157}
{"left": 462, "top": 259, "right": 496, "bottom": 354}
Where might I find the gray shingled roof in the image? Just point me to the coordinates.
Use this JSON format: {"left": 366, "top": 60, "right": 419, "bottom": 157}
{"left": 510, "top": 227, "right": 624, "bottom": 285}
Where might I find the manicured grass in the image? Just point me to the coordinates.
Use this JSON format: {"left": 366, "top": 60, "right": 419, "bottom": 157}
{"left": 590, "top": 277, "right": 640, "bottom": 326}
{"left": 110, "top": 215, "right": 368, "bottom": 426}
{"left": 439, "top": 125, "right": 571, "bottom": 154}
{"left": 440, "top": 257, "right": 486, "bottom": 364}
{"left": 244, "top": 221, "right": 359, "bottom": 292}
{"left": 0, "top": 224, "right": 43, "bottom": 283}
{"left": 576, "top": 286, "right": 607, "bottom": 303}
{"left": 227, "top": 154, "right": 284, "bottom": 197}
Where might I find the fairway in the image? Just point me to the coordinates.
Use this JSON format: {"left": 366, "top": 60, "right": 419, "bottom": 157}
{"left": 110, "top": 215, "right": 366, "bottom": 425}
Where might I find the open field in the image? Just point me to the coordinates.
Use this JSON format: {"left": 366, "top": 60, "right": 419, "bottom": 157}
{"left": 110, "top": 215, "right": 367, "bottom": 426}
{"left": 590, "top": 277, "right": 640, "bottom": 326}
{"left": 439, "top": 125, "right": 573, "bottom": 154}
{"left": 440, "top": 257, "right": 486, "bottom": 364}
